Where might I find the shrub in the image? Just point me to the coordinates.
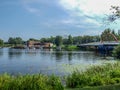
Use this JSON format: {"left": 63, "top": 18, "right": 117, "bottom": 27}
{"left": 66, "top": 62, "right": 120, "bottom": 88}
{"left": 113, "top": 45, "right": 120, "bottom": 59}
{"left": 0, "top": 74, "right": 64, "bottom": 90}
{"left": 47, "top": 75, "right": 64, "bottom": 90}
{"left": 110, "top": 70, "right": 120, "bottom": 78}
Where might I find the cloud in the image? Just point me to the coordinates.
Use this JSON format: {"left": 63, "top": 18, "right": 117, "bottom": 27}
{"left": 21, "top": 0, "right": 59, "bottom": 15}
{"left": 58, "top": 0, "right": 120, "bottom": 30}
{"left": 59, "top": 0, "right": 120, "bottom": 16}
{"left": 84, "top": 18, "right": 101, "bottom": 26}
{"left": 24, "top": 5, "right": 39, "bottom": 13}
{"left": 21, "top": 0, "right": 40, "bottom": 14}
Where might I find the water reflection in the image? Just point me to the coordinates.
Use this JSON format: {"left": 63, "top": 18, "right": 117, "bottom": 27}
{"left": 25, "top": 49, "right": 37, "bottom": 56}
{"left": 0, "top": 48, "right": 3, "bottom": 57}
{"left": 55, "top": 51, "right": 63, "bottom": 61}
{"left": 68, "top": 52, "right": 72, "bottom": 61}
{"left": 8, "top": 49, "right": 22, "bottom": 59}
{"left": 0, "top": 48, "right": 115, "bottom": 75}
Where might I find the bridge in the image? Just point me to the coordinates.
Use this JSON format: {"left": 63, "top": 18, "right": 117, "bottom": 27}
{"left": 79, "top": 41, "right": 120, "bottom": 47}
{"left": 77, "top": 31, "right": 120, "bottom": 55}
{"left": 78, "top": 41, "right": 120, "bottom": 55}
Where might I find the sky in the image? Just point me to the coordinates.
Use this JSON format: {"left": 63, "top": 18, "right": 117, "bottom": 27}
{"left": 0, "top": 0, "right": 120, "bottom": 41}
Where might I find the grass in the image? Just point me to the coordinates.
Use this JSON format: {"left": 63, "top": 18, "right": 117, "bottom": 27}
{"left": 63, "top": 45, "right": 79, "bottom": 51}
{"left": 66, "top": 62, "right": 120, "bottom": 88}
{"left": 66, "top": 84, "right": 120, "bottom": 90}
{"left": 0, "top": 74, "right": 64, "bottom": 90}
{"left": 1, "top": 62, "right": 120, "bottom": 90}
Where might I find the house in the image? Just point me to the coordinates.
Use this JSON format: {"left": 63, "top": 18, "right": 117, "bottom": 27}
{"left": 43, "top": 43, "right": 53, "bottom": 49}
{"left": 27, "top": 41, "right": 53, "bottom": 49}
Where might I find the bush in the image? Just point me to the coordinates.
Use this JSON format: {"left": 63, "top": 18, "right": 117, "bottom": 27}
{"left": 113, "top": 45, "right": 120, "bottom": 59}
{"left": 66, "top": 62, "right": 120, "bottom": 88}
{"left": 110, "top": 70, "right": 120, "bottom": 78}
{"left": 0, "top": 74, "right": 64, "bottom": 90}
{"left": 47, "top": 75, "right": 64, "bottom": 90}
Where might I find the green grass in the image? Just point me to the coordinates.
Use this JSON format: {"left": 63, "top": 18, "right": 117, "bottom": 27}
{"left": 66, "top": 62, "right": 120, "bottom": 88}
{"left": 63, "top": 45, "right": 79, "bottom": 51}
{"left": 66, "top": 84, "right": 120, "bottom": 90}
{"left": 0, "top": 74, "right": 64, "bottom": 90}
{"left": 1, "top": 62, "right": 120, "bottom": 90}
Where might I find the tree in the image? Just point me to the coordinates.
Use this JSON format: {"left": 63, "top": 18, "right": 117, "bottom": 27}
{"left": 49, "top": 36, "right": 55, "bottom": 44}
{"left": 73, "top": 36, "right": 82, "bottom": 44}
{"left": 101, "top": 28, "right": 118, "bottom": 42}
{"left": 107, "top": 6, "right": 120, "bottom": 23}
{"left": 15, "top": 37, "right": 23, "bottom": 44}
{"left": 113, "top": 45, "right": 120, "bottom": 59}
{"left": 55, "top": 36, "right": 63, "bottom": 47}
{"left": 0, "top": 39, "right": 4, "bottom": 47}
{"left": 29, "top": 38, "right": 39, "bottom": 41}
{"left": 8, "top": 37, "right": 23, "bottom": 45}
{"left": 8, "top": 37, "right": 15, "bottom": 44}
{"left": 68, "top": 35, "right": 73, "bottom": 45}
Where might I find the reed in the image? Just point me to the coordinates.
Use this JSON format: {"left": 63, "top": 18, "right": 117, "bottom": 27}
{"left": 0, "top": 74, "right": 64, "bottom": 90}
{"left": 66, "top": 62, "right": 120, "bottom": 88}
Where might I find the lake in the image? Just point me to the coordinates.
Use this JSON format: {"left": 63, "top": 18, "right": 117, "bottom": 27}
{"left": 0, "top": 48, "right": 115, "bottom": 76}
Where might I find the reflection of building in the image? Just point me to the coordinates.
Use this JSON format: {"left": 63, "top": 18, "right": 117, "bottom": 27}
{"left": 27, "top": 41, "right": 53, "bottom": 49}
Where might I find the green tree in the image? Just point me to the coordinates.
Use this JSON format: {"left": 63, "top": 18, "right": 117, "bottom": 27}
{"left": 40, "top": 38, "right": 47, "bottom": 43}
{"left": 101, "top": 29, "right": 118, "bottom": 42}
{"left": 73, "top": 36, "right": 82, "bottom": 44}
{"left": 15, "top": 37, "right": 23, "bottom": 44}
{"left": 8, "top": 37, "right": 23, "bottom": 45}
{"left": 8, "top": 37, "right": 15, "bottom": 44}
{"left": 49, "top": 36, "right": 55, "bottom": 43}
{"left": 0, "top": 39, "right": 4, "bottom": 47}
{"left": 29, "top": 38, "right": 39, "bottom": 41}
{"left": 68, "top": 35, "right": 73, "bottom": 45}
{"left": 55, "top": 36, "right": 63, "bottom": 47}
{"left": 113, "top": 45, "right": 120, "bottom": 59}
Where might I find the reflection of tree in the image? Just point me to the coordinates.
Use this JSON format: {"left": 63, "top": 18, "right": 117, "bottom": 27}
{"left": 8, "top": 49, "right": 22, "bottom": 59}
{"left": 68, "top": 52, "right": 73, "bottom": 65}
{"left": 25, "top": 49, "right": 37, "bottom": 56}
{"left": 68, "top": 52, "right": 72, "bottom": 61}
{"left": 55, "top": 51, "right": 63, "bottom": 61}
{"left": 0, "top": 48, "right": 3, "bottom": 57}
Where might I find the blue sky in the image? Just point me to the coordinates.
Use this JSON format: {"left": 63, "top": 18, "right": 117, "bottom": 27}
{"left": 0, "top": 0, "right": 120, "bottom": 41}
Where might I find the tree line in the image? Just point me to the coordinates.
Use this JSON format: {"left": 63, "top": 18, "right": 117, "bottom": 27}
{"left": 0, "top": 28, "right": 119, "bottom": 47}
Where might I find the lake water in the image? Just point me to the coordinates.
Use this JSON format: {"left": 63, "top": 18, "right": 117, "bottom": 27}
{"left": 0, "top": 48, "right": 115, "bottom": 76}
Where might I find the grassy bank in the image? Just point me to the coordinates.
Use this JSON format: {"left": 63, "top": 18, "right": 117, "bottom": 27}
{"left": 1, "top": 62, "right": 120, "bottom": 90}
{"left": 66, "top": 84, "right": 120, "bottom": 90}
{"left": 0, "top": 74, "right": 64, "bottom": 90}
{"left": 63, "top": 45, "right": 79, "bottom": 51}
{"left": 66, "top": 62, "right": 120, "bottom": 88}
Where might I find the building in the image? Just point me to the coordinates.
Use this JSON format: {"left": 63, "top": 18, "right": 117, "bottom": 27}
{"left": 27, "top": 41, "right": 53, "bottom": 49}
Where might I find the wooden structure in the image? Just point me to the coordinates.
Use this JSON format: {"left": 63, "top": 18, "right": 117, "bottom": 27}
{"left": 27, "top": 41, "right": 53, "bottom": 49}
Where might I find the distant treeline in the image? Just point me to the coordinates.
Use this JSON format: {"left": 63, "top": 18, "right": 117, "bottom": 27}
{"left": 0, "top": 28, "right": 119, "bottom": 47}
{"left": 0, "top": 35, "right": 100, "bottom": 47}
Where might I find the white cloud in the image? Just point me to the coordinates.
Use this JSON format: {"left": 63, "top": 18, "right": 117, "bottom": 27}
{"left": 84, "top": 18, "right": 101, "bottom": 26}
{"left": 60, "top": 19, "right": 75, "bottom": 24}
{"left": 59, "top": 0, "right": 120, "bottom": 29}
{"left": 25, "top": 6, "right": 39, "bottom": 13}
{"left": 59, "top": 0, "right": 120, "bottom": 16}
